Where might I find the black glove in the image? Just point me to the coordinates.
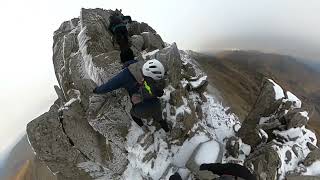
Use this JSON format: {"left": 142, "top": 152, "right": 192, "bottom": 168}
{"left": 199, "top": 164, "right": 212, "bottom": 171}
{"left": 93, "top": 87, "right": 98, "bottom": 94}
{"left": 169, "top": 172, "right": 182, "bottom": 180}
{"left": 160, "top": 120, "right": 170, "bottom": 132}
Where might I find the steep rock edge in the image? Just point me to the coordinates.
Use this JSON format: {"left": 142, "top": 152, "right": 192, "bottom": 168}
{"left": 26, "top": 8, "right": 320, "bottom": 180}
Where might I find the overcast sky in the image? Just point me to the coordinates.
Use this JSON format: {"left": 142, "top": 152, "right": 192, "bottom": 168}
{"left": 0, "top": 0, "right": 319, "bottom": 156}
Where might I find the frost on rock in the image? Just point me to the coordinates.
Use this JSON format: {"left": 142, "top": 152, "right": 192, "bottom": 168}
{"left": 272, "top": 126, "right": 317, "bottom": 179}
{"left": 26, "top": 7, "right": 319, "bottom": 180}
{"left": 122, "top": 51, "right": 242, "bottom": 179}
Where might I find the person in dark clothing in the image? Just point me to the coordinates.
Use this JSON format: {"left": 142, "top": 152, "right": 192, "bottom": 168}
{"left": 120, "top": 48, "right": 135, "bottom": 64}
{"left": 200, "top": 163, "right": 257, "bottom": 180}
{"left": 108, "top": 10, "right": 133, "bottom": 64}
{"left": 93, "top": 59, "right": 170, "bottom": 132}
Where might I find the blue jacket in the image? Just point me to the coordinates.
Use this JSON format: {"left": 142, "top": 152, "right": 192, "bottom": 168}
{"left": 94, "top": 60, "right": 140, "bottom": 96}
{"left": 94, "top": 60, "right": 165, "bottom": 100}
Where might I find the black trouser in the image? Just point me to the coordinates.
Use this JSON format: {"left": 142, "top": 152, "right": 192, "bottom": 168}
{"left": 130, "top": 98, "right": 169, "bottom": 132}
{"left": 114, "top": 26, "right": 134, "bottom": 63}
{"left": 114, "top": 26, "right": 129, "bottom": 50}
{"left": 200, "top": 163, "right": 257, "bottom": 180}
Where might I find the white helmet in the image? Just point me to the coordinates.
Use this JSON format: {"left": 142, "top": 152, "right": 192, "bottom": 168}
{"left": 142, "top": 59, "right": 165, "bottom": 80}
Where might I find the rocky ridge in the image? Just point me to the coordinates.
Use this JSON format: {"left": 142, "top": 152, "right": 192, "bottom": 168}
{"left": 26, "top": 8, "right": 320, "bottom": 180}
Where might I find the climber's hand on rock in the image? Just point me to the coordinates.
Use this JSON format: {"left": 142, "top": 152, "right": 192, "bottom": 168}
{"left": 131, "top": 94, "right": 142, "bottom": 104}
{"left": 93, "top": 87, "right": 98, "bottom": 94}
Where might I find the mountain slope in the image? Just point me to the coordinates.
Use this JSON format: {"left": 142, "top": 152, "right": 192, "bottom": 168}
{"left": 192, "top": 50, "right": 320, "bottom": 142}
{"left": 0, "top": 135, "right": 34, "bottom": 179}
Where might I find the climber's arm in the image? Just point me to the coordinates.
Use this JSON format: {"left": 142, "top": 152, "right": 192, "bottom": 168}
{"left": 93, "top": 69, "right": 130, "bottom": 94}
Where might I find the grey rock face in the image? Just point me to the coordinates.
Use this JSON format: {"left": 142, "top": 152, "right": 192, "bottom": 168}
{"left": 27, "top": 7, "right": 318, "bottom": 180}
{"left": 127, "top": 21, "right": 156, "bottom": 36}
{"left": 28, "top": 8, "right": 140, "bottom": 179}
{"left": 303, "top": 148, "right": 320, "bottom": 166}
{"left": 238, "top": 79, "right": 282, "bottom": 147}
{"left": 60, "top": 101, "right": 109, "bottom": 167}
{"left": 307, "top": 142, "right": 318, "bottom": 151}
{"left": 130, "top": 35, "right": 144, "bottom": 56}
{"left": 152, "top": 43, "right": 182, "bottom": 88}
{"left": 79, "top": 8, "right": 113, "bottom": 56}
{"left": 141, "top": 32, "right": 165, "bottom": 51}
{"left": 169, "top": 89, "right": 184, "bottom": 107}
{"left": 225, "top": 136, "right": 240, "bottom": 158}
{"left": 285, "top": 150, "right": 292, "bottom": 164}
{"left": 27, "top": 102, "right": 92, "bottom": 180}
{"left": 182, "top": 63, "right": 197, "bottom": 80}
{"left": 284, "top": 109, "right": 309, "bottom": 129}
{"left": 244, "top": 144, "right": 281, "bottom": 180}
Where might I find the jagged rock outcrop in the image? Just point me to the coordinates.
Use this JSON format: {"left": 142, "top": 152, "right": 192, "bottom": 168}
{"left": 27, "top": 8, "right": 210, "bottom": 180}
{"left": 230, "top": 78, "right": 320, "bottom": 179}
{"left": 26, "top": 7, "right": 319, "bottom": 180}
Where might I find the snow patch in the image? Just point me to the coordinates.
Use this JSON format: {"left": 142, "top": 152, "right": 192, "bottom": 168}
{"left": 189, "top": 76, "right": 207, "bottom": 89}
{"left": 286, "top": 91, "right": 302, "bottom": 108}
{"left": 268, "top": 79, "right": 285, "bottom": 100}
{"left": 303, "top": 161, "right": 320, "bottom": 176}
{"left": 172, "top": 134, "right": 210, "bottom": 167}
{"left": 194, "top": 140, "right": 221, "bottom": 165}
{"left": 300, "top": 111, "right": 310, "bottom": 121}
{"left": 142, "top": 49, "right": 159, "bottom": 59}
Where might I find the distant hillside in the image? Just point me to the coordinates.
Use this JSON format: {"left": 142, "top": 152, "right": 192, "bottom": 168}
{"left": 0, "top": 135, "right": 34, "bottom": 179}
{"left": 192, "top": 50, "right": 320, "bottom": 143}
{"left": 304, "top": 61, "right": 320, "bottom": 73}
{"left": 1, "top": 134, "right": 57, "bottom": 180}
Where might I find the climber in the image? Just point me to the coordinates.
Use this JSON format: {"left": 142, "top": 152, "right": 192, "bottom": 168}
{"left": 108, "top": 9, "right": 133, "bottom": 64}
{"left": 199, "top": 163, "right": 257, "bottom": 180}
{"left": 93, "top": 59, "right": 170, "bottom": 132}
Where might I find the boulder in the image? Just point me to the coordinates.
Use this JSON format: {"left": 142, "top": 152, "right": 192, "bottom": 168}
{"left": 238, "top": 79, "right": 283, "bottom": 147}
{"left": 182, "top": 63, "right": 197, "bottom": 80}
{"left": 59, "top": 100, "right": 110, "bottom": 168}
{"left": 152, "top": 43, "right": 182, "bottom": 88}
{"left": 307, "top": 142, "right": 318, "bottom": 151}
{"left": 225, "top": 136, "right": 240, "bottom": 158}
{"left": 26, "top": 102, "right": 92, "bottom": 180}
{"left": 285, "top": 150, "right": 292, "bottom": 164}
{"left": 127, "top": 21, "right": 156, "bottom": 36}
{"left": 244, "top": 144, "right": 281, "bottom": 180}
{"left": 141, "top": 32, "right": 165, "bottom": 51}
{"left": 169, "top": 89, "right": 184, "bottom": 107}
{"left": 284, "top": 109, "right": 309, "bottom": 129}
{"left": 303, "top": 148, "right": 320, "bottom": 166}
{"left": 130, "top": 35, "right": 144, "bottom": 52}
